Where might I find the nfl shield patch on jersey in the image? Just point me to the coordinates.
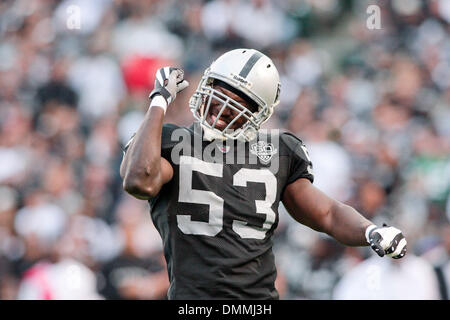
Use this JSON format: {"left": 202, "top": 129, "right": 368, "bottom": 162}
{"left": 250, "top": 141, "right": 278, "bottom": 164}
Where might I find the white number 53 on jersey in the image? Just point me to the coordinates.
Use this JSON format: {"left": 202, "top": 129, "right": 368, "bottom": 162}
{"left": 177, "top": 156, "right": 276, "bottom": 240}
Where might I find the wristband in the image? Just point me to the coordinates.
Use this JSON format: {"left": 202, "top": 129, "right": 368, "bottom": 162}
{"left": 365, "top": 225, "right": 377, "bottom": 244}
{"left": 149, "top": 95, "right": 168, "bottom": 114}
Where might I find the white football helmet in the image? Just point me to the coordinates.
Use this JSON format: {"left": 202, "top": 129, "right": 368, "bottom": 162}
{"left": 189, "top": 49, "right": 281, "bottom": 141}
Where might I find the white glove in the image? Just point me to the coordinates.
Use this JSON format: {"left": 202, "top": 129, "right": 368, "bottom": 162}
{"left": 149, "top": 66, "right": 189, "bottom": 105}
{"left": 366, "top": 224, "right": 407, "bottom": 259}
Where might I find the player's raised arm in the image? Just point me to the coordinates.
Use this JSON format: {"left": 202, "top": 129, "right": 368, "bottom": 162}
{"left": 282, "top": 176, "right": 407, "bottom": 259}
{"left": 120, "top": 67, "right": 189, "bottom": 200}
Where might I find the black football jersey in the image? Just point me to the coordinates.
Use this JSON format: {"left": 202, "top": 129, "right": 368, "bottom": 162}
{"left": 123, "top": 122, "right": 314, "bottom": 299}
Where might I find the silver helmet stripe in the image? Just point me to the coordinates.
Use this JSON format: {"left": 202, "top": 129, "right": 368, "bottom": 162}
{"left": 239, "top": 51, "right": 263, "bottom": 78}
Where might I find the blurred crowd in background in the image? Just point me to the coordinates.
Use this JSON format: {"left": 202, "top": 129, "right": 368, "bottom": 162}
{"left": 0, "top": 0, "right": 449, "bottom": 300}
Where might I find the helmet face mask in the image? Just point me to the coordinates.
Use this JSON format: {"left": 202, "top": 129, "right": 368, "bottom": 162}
{"left": 189, "top": 49, "right": 281, "bottom": 141}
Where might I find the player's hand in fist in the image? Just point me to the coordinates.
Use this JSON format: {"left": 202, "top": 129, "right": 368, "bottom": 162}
{"left": 366, "top": 224, "right": 407, "bottom": 259}
{"left": 149, "top": 67, "right": 189, "bottom": 105}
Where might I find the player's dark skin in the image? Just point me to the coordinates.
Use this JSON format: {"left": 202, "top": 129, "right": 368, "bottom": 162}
{"left": 120, "top": 85, "right": 373, "bottom": 247}
{"left": 204, "top": 85, "right": 258, "bottom": 131}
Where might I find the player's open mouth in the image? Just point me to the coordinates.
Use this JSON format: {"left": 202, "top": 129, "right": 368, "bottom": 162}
{"left": 210, "top": 114, "right": 229, "bottom": 129}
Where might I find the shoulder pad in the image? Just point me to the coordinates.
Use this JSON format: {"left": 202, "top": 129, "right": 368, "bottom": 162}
{"left": 280, "top": 132, "right": 312, "bottom": 163}
{"left": 280, "top": 132, "right": 304, "bottom": 152}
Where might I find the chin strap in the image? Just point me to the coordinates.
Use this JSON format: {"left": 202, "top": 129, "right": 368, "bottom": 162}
{"left": 200, "top": 124, "right": 254, "bottom": 142}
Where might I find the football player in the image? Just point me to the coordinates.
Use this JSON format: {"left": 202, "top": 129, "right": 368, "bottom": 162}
{"left": 120, "top": 49, "right": 407, "bottom": 299}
